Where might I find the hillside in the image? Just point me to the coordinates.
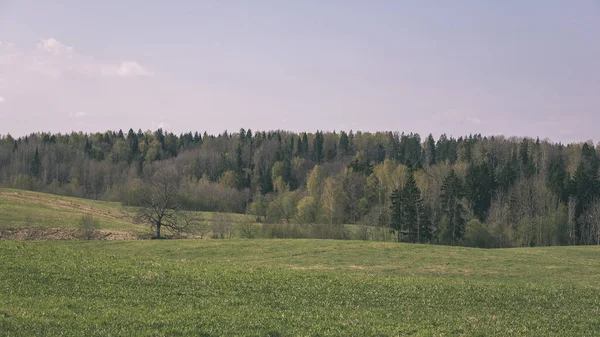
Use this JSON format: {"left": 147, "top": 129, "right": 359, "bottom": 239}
{"left": 0, "top": 189, "right": 255, "bottom": 240}
{"left": 0, "top": 189, "right": 143, "bottom": 239}
{"left": 1, "top": 239, "right": 599, "bottom": 336}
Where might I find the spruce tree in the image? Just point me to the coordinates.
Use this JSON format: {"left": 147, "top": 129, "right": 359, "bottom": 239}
{"left": 390, "top": 171, "right": 430, "bottom": 243}
{"left": 465, "top": 162, "right": 497, "bottom": 222}
{"left": 31, "top": 147, "right": 41, "bottom": 179}
{"left": 339, "top": 131, "right": 350, "bottom": 156}
{"left": 440, "top": 170, "right": 466, "bottom": 244}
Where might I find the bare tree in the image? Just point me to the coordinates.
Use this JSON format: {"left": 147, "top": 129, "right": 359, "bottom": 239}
{"left": 136, "top": 167, "right": 189, "bottom": 239}
{"left": 211, "top": 212, "right": 233, "bottom": 239}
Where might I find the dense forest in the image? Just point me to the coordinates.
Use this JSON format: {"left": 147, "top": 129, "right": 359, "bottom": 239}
{"left": 1, "top": 128, "right": 599, "bottom": 247}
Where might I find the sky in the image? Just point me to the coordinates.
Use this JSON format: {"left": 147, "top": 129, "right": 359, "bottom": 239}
{"left": 0, "top": 1, "right": 598, "bottom": 143}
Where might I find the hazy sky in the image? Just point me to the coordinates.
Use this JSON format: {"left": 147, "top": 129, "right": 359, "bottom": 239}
{"left": 0, "top": 1, "right": 598, "bottom": 142}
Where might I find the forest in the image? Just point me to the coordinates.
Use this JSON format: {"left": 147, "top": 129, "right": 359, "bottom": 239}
{"left": 0, "top": 128, "right": 598, "bottom": 248}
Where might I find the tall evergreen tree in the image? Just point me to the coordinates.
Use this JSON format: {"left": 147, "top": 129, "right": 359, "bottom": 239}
{"left": 546, "top": 147, "right": 569, "bottom": 203}
{"left": 424, "top": 134, "right": 436, "bottom": 166}
{"left": 440, "top": 170, "right": 466, "bottom": 244}
{"left": 569, "top": 159, "right": 600, "bottom": 244}
{"left": 465, "top": 162, "right": 497, "bottom": 221}
{"left": 390, "top": 171, "right": 430, "bottom": 243}
{"left": 31, "top": 147, "right": 41, "bottom": 179}
{"left": 339, "top": 131, "right": 350, "bottom": 156}
{"left": 312, "top": 131, "right": 324, "bottom": 163}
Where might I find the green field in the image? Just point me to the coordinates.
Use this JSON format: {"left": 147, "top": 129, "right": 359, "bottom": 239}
{"left": 1, "top": 189, "right": 599, "bottom": 335}
{"left": 1, "top": 239, "right": 599, "bottom": 336}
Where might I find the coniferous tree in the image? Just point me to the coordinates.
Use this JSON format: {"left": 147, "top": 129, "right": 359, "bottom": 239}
{"left": 440, "top": 170, "right": 466, "bottom": 244}
{"left": 339, "top": 131, "right": 350, "bottom": 156}
{"left": 424, "top": 134, "right": 436, "bottom": 166}
{"left": 569, "top": 158, "right": 600, "bottom": 244}
{"left": 465, "top": 162, "right": 497, "bottom": 221}
{"left": 546, "top": 146, "right": 569, "bottom": 203}
{"left": 390, "top": 171, "right": 430, "bottom": 243}
{"left": 312, "top": 131, "right": 324, "bottom": 163}
{"left": 31, "top": 147, "right": 41, "bottom": 179}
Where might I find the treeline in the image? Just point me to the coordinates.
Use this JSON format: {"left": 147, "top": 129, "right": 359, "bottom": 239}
{"left": 1, "top": 128, "right": 599, "bottom": 247}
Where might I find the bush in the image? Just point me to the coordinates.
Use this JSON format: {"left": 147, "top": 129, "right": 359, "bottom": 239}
{"left": 79, "top": 215, "right": 100, "bottom": 240}
{"left": 463, "top": 218, "right": 495, "bottom": 248}
{"left": 239, "top": 218, "right": 258, "bottom": 239}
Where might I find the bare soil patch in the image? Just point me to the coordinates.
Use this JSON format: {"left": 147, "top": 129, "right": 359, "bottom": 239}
{"left": 0, "top": 226, "right": 140, "bottom": 240}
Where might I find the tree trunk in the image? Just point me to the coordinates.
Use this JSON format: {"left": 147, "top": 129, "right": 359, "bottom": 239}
{"left": 156, "top": 222, "right": 161, "bottom": 239}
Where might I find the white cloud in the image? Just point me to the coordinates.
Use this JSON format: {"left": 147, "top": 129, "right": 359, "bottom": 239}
{"left": 559, "top": 129, "right": 573, "bottom": 135}
{"left": 116, "top": 62, "right": 153, "bottom": 77}
{"left": 466, "top": 117, "right": 482, "bottom": 125}
{"left": 0, "top": 96, "right": 5, "bottom": 104}
{"left": 37, "top": 38, "right": 74, "bottom": 56}
{"left": 2, "top": 38, "right": 153, "bottom": 79}
{"left": 70, "top": 111, "right": 88, "bottom": 119}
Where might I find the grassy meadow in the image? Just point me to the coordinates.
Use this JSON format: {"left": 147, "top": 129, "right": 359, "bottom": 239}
{"left": 1, "top": 189, "right": 599, "bottom": 335}
{"left": 1, "top": 239, "right": 600, "bottom": 336}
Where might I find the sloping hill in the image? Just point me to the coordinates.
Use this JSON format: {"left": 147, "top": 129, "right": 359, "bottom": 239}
{"left": 0, "top": 189, "right": 257, "bottom": 240}
{"left": 0, "top": 189, "right": 145, "bottom": 239}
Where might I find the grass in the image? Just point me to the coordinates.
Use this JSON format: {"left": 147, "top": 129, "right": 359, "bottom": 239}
{"left": 0, "top": 189, "right": 142, "bottom": 232}
{"left": 0, "top": 189, "right": 256, "bottom": 238}
{"left": 1, "top": 239, "right": 599, "bottom": 336}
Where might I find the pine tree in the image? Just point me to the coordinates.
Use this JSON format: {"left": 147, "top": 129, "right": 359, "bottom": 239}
{"left": 465, "top": 162, "right": 497, "bottom": 222}
{"left": 569, "top": 159, "right": 600, "bottom": 244}
{"left": 31, "top": 147, "right": 41, "bottom": 179}
{"left": 339, "top": 131, "right": 350, "bottom": 156}
{"left": 424, "top": 134, "right": 436, "bottom": 166}
{"left": 258, "top": 165, "right": 273, "bottom": 195}
{"left": 546, "top": 147, "right": 569, "bottom": 203}
{"left": 235, "top": 144, "right": 247, "bottom": 190}
{"left": 390, "top": 171, "right": 430, "bottom": 243}
{"left": 440, "top": 170, "right": 466, "bottom": 244}
{"left": 312, "top": 131, "right": 324, "bottom": 163}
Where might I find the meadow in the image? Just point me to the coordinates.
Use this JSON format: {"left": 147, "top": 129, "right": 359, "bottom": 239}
{"left": 1, "top": 189, "right": 599, "bottom": 335}
{"left": 1, "top": 239, "right": 599, "bottom": 336}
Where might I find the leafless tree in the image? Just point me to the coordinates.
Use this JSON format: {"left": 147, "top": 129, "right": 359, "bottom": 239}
{"left": 211, "top": 212, "right": 233, "bottom": 239}
{"left": 136, "top": 167, "right": 189, "bottom": 239}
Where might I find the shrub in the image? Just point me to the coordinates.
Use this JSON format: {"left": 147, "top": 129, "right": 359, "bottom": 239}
{"left": 79, "top": 214, "right": 100, "bottom": 240}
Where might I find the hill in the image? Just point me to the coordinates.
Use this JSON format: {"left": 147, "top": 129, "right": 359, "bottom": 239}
{"left": 0, "top": 189, "right": 255, "bottom": 240}
{"left": 1, "top": 239, "right": 599, "bottom": 336}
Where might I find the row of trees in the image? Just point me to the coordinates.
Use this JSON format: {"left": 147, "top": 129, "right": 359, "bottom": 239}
{"left": 1, "top": 129, "right": 600, "bottom": 246}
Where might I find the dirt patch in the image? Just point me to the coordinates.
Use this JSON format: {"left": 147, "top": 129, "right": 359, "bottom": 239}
{"left": 290, "top": 265, "right": 336, "bottom": 271}
{"left": 347, "top": 265, "right": 369, "bottom": 270}
{"left": 0, "top": 226, "right": 140, "bottom": 241}
{"left": 422, "top": 265, "right": 448, "bottom": 273}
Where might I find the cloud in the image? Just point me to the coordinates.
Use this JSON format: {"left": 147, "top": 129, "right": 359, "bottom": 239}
{"left": 466, "top": 117, "right": 482, "bottom": 125}
{"left": 37, "top": 38, "right": 74, "bottom": 56}
{"left": 2, "top": 38, "right": 153, "bottom": 79}
{"left": 70, "top": 111, "right": 88, "bottom": 119}
{"left": 559, "top": 129, "right": 573, "bottom": 135}
{"left": 116, "top": 61, "right": 153, "bottom": 77}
